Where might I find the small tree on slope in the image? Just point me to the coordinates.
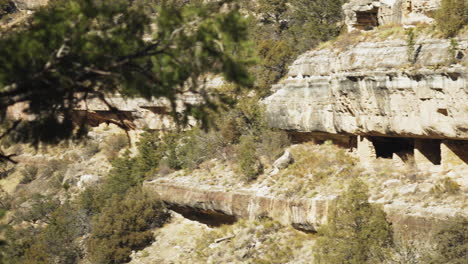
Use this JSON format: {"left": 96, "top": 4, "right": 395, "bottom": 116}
{"left": 314, "top": 178, "right": 392, "bottom": 264}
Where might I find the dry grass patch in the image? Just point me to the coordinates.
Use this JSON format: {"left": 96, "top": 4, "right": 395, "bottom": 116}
{"left": 262, "top": 142, "right": 361, "bottom": 198}
{"left": 191, "top": 218, "right": 314, "bottom": 264}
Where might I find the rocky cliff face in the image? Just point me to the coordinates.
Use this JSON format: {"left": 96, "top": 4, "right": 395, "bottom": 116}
{"left": 144, "top": 181, "right": 462, "bottom": 244}
{"left": 344, "top": 0, "right": 441, "bottom": 31}
{"left": 145, "top": 182, "right": 334, "bottom": 230}
{"left": 12, "top": 0, "right": 47, "bottom": 10}
{"left": 264, "top": 37, "right": 468, "bottom": 140}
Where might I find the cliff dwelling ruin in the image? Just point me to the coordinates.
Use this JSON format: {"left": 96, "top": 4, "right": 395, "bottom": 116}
{"left": 265, "top": 0, "right": 467, "bottom": 172}
{"left": 344, "top": 0, "right": 441, "bottom": 31}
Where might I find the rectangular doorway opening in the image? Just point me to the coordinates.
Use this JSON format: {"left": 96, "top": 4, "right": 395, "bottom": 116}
{"left": 355, "top": 8, "right": 379, "bottom": 30}
{"left": 370, "top": 136, "right": 414, "bottom": 161}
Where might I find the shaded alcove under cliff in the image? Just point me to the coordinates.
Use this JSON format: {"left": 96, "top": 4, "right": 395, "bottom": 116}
{"left": 72, "top": 110, "right": 136, "bottom": 129}
{"left": 168, "top": 205, "right": 238, "bottom": 227}
{"left": 370, "top": 136, "right": 415, "bottom": 161}
{"left": 355, "top": 7, "right": 379, "bottom": 30}
{"left": 287, "top": 132, "right": 466, "bottom": 170}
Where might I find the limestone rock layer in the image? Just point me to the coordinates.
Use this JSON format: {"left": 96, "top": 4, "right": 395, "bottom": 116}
{"left": 264, "top": 38, "right": 468, "bottom": 140}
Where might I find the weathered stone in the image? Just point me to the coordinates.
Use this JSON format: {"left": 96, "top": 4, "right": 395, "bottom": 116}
{"left": 272, "top": 150, "right": 294, "bottom": 170}
{"left": 13, "top": 0, "right": 48, "bottom": 10}
{"left": 383, "top": 179, "right": 402, "bottom": 188}
{"left": 343, "top": 0, "right": 440, "bottom": 31}
{"left": 77, "top": 174, "right": 100, "bottom": 190}
{"left": 145, "top": 182, "right": 334, "bottom": 231}
{"left": 264, "top": 38, "right": 468, "bottom": 141}
{"left": 144, "top": 181, "right": 466, "bottom": 244}
{"left": 398, "top": 183, "right": 418, "bottom": 195}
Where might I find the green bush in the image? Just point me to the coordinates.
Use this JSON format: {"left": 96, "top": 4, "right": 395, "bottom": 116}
{"left": 237, "top": 135, "right": 262, "bottom": 181}
{"left": 20, "top": 166, "right": 38, "bottom": 184}
{"left": 129, "top": 130, "right": 162, "bottom": 178}
{"left": 102, "top": 133, "right": 129, "bottom": 160}
{"left": 426, "top": 216, "right": 467, "bottom": 264}
{"left": 177, "top": 128, "right": 214, "bottom": 170}
{"left": 158, "top": 132, "right": 183, "bottom": 170}
{"left": 434, "top": 0, "right": 467, "bottom": 38}
{"left": 258, "top": 129, "right": 290, "bottom": 164}
{"left": 14, "top": 194, "right": 60, "bottom": 224}
{"left": 406, "top": 28, "right": 416, "bottom": 64}
{"left": 314, "top": 179, "right": 392, "bottom": 264}
{"left": 2, "top": 225, "right": 39, "bottom": 264}
{"left": 41, "top": 159, "right": 69, "bottom": 178}
{"left": 0, "top": 0, "right": 14, "bottom": 18}
{"left": 22, "top": 203, "right": 85, "bottom": 264}
{"left": 88, "top": 188, "right": 170, "bottom": 264}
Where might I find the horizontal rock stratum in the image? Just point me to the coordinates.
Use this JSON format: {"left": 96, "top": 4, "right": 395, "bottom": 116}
{"left": 145, "top": 181, "right": 463, "bottom": 243}
{"left": 264, "top": 38, "right": 468, "bottom": 140}
{"left": 145, "top": 181, "right": 334, "bottom": 231}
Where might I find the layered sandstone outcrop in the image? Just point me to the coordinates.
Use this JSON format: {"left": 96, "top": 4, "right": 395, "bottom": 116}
{"left": 264, "top": 38, "right": 468, "bottom": 140}
{"left": 343, "top": 0, "right": 441, "bottom": 31}
{"left": 145, "top": 182, "right": 334, "bottom": 230}
{"left": 145, "top": 181, "right": 464, "bottom": 243}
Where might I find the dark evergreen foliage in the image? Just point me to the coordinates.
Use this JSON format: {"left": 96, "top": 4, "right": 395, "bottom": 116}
{"left": 0, "top": 0, "right": 254, "bottom": 159}
{"left": 434, "top": 0, "right": 467, "bottom": 38}
{"left": 87, "top": 188, "right": 170, "bottom": 264}
{"left": 314, "top": 179, "right": 393, "bottom": 264}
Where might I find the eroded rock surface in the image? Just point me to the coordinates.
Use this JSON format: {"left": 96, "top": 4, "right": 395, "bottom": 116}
{"left": 145, "top": 181, "right": 465, "bottom": 243}
{"left": 344, "top": 0, "right": 441, "bottom": 31}
{"left": 264, "top": 38, "right": 468, "bottom": 140}
{"left": 145, "top": 182, "right": 334, "bottom": 231}
{"left": 13, "top": 0, "right": 48, "bottom": 10}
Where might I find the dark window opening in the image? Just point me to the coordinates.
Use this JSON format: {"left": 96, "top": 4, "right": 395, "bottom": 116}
{"left": 416, "top": 139, "right": 441, "bottom": 165}
{"left": 371, "top": 137, "right": 414, "bottom": 160}
{"left": 437, "top": 108, "right": 448, "bottom": 116}
{"left": 355, "top": 8, "right": 379, "bottom": 30}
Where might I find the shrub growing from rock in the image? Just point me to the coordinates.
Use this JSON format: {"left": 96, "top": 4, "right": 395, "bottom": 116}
{"left": 314, "top": 179, "right": 392, "bottom": 264}
{"left": 426, "top": 216, "right": 467, "bottom": 264}
{"left": 87, "top": 188, "right": 170, "bottom": 264}
{"left": 434, "top": 0, "right": 467, "bottom": 38}
{"left": 20, "top": 165, "right": 38, "bottom": 184}
{"left": 236, "top": 135, "right": 263, "bottom": 181}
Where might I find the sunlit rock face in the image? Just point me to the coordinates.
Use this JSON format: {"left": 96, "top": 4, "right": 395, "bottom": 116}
{"left": 144, "top": 181, "right": 463, "bottom": 243}
{"left": 12, "top": 0, "right": 48, "bottom": 10}
{"left": 264, "top": 38, "right": 468, "bottom": 140}
{"left": 343, "top": 0, "right": 441, "bottom": 31}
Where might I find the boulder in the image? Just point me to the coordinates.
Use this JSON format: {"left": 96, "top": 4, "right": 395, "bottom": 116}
{"left": 272, "top": 150, "right": 294, "bottom": 170}
{"left": 77, "top": 174, "right": 100, "bottom": 190}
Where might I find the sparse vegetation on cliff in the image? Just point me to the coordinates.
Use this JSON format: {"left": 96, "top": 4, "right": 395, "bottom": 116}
{"left": 88, "top": 188, "right": 170, "bottom": 264}
{"left": 192, "top": 218, "right": 314, "bottom": 264}
{"left": 426, "top": 216, "right": 467, "bottom": 264}
{"left": 434, "top": 0, "right": 467, "bottom": 37}
{"left": 313, "top": 179, "right": 392, "bottom": 264}
{"left": 1, "top": 0, "right": 466, "bottom": 263}
{"left": 248, "top": 0, "right": 346, "bottom": 95}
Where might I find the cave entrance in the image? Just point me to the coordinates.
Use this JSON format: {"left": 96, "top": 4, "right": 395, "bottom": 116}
{"left": 370, "top": 136, "right": 414, "bottom": 161}
{"left": 355, "top": 8, "right": 379, "bottom": 30}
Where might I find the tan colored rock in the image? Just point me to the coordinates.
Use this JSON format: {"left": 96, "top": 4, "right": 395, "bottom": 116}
{"left": 145, "top": 182, "right": 334, "bottom": 231}
{"left": 343, "top": 0, "right": 440, "bottom": 31}
{"left": 13, "top": 0, "right": 48, "bottom": 10}
{"left": 144, "top": 181, "right": 466, "bottom": 244}
{"left": 264, "top": 38, "right": 468, "bottom": 140}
